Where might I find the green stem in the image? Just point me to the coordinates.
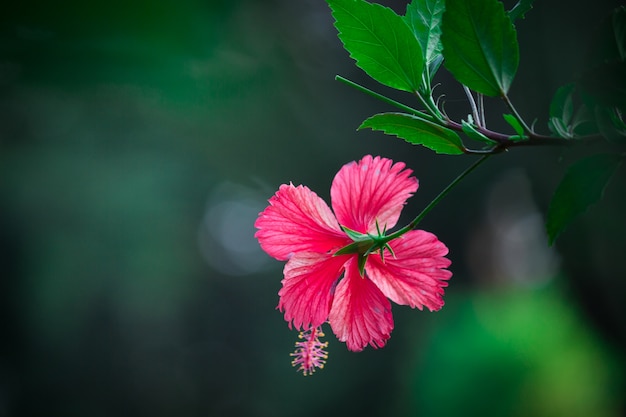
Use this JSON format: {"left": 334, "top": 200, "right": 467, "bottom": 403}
{"left": 463, "top": 86, "right": 481, "bottom": 127}
{"left": 502, "top": 93, "right": 533, "bottom": 134}
{"left": 335, "top": 75, "right": 438, "bottom": 123}
{"left": 420, "top": 67, "right": 445, "bottom": 120}
{"left": 413, "top": 90, "right": 443, "bottom": 121}
{"left": 337, "top": 74, "right": 601, "bottom": 148}
{"left": 478, "top": 93, "right": 486, "bottom": 127}
{"left": 385, "top": 154, "right": 492, "bottom": 240}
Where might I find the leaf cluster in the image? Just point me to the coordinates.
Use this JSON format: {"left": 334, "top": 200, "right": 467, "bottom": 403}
{"left": 326, "top": 0, "right": 625, "bottom": 244}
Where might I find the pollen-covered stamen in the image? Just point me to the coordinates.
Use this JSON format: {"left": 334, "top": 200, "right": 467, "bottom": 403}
{"left": 290, "top": 326, "right": 329, "bottom": 376}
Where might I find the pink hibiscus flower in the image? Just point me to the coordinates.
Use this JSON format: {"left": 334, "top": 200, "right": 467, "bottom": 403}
{"left": 255, "top": 155, "right": 452, "bottom": 351}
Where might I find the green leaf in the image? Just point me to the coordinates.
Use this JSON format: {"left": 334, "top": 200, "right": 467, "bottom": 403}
{"left": 508, "top": 0, "right": 536, "bottom": 21}
{"left": 503, "top": 113, "right": 525, "bottom": 137}
{"left": 359, "top": 112, "right": 465, "bottom": 154}
{"left": 548, "top": 118, "right": 573, "bottom": 139}
{"left": 441, "top": 0, "right": 519, "bottom": 96}
{"left": 548, "top": 84, "right": 575, "bottom": 138}
{"left": 546, "top": 153, "right": 623, "bottom": 245}
{"left": 550, "top": 84, "right": 575, "bottom": 125}
{"left": 461, "top": 119, "right": 496, "bottom": 144}
{"left": 327, "top": 0, "right": 424, "bottom": 93}
{"left": 570, "top": 104, "right": 598, "bottom": 136}
{"left": 404, "top": 0, "right": 445, "bottom": 66}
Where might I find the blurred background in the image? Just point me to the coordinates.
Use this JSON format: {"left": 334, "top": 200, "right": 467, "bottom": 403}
{"left": 1, "top": 0, "right": 624, "bottom": 416}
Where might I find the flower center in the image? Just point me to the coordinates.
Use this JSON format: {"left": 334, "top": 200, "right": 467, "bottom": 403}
{"left": 334, "top": 221, "right": 396, "bottom": 276}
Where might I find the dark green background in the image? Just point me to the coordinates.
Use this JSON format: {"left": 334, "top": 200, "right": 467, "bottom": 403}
{"left": 1, "top": 0, "right": 624, "bottom": 416}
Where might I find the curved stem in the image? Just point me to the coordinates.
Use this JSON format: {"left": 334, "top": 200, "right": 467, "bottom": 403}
{"left": 335, "top": 75, "right": 437, "bottom": 122}
{"left": 478, "top": 93, "right": 486, "bottom": 127}
{"left": 463, "top": 86, "right": 481, "bottom": 127}
{"left": 419, "top": 67, "right": 446, "bottom": 121}
{"left": 446, "top": 119, "right": 510, "bottom": 143}
{"left": 502, "top": 93, "right": 533, "bottom": 134}
{"left": 464, "top": 147, "right": 503, "bottom": 155}
{"left": 337, "top": 74, "right": 604, "bottom": 147}
{"left": 385, "top": 154, "right": 492, "bottom": 241}
{"left": 414, "top": 90, "right": 443, "bottom": 121}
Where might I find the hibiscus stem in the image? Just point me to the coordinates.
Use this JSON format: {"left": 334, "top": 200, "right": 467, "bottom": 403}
{"left": 386, "top": 154, "right": 492, "bottom": 240}
{"left": 335, "top": 75, "right": 438, "bottom": 123}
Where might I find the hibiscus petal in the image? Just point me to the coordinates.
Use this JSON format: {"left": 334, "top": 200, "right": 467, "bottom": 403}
{"left": 255, "top": 183, "right": 349, "bottom": 261}
{"left": 366, "top": 230, "right": 452, "bottom": 311}
{"left": 330, "top": 155, "right": 418, "bottom": 234}
{"left": 328, "top": 258, "right": 393, "bottom": 351}
{"left": 279, "top": 252, "right": 348, "bottom": 330}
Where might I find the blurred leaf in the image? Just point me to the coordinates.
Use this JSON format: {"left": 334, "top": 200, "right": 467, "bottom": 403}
{"left": 404, "top": 0, "right": 445, "bottom": 66}
{"left": 508, "top": 0, "right": 536, "bottom": 21}
{"left": 359, "top": 112, "right": 465, "bottom": 154}
{"left": 550, "top": 84, "right": 575, "bottom": 126}
{"left": 503, "top": 113, "right": 525, "bottom": 137}
{"left": 328, "top": 0, "right": 424, "bottom": 93}
{"left": 462, "top": 119, "right": 496, "bottom": 144}
{"left": 547, "top": 153, "right": 623, "bottom": 245}
{"left": 411, "top": 290, "right": 622, "bottom": 417}
{"left": 441, "top": 0, "right": 519, "bottom": 96}
{"left": 570, "top": 103, "right": 598, "bottom": 136}
{"left": 548, "top": 118, "right": 572, "bottom": 139}
{"left": 548, "top": 84, "right": 576, "bottom": 138}
{"left": 595, "top": 105, "right": 626, "bottom": 143}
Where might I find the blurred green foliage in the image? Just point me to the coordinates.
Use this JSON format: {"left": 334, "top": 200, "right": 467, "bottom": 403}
{"left": 409, "top": 288, "right": 622, "bottom": 417}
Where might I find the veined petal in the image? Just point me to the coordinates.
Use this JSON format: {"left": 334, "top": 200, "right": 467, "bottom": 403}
{"left": 330, "top": 155, "right": 418, "bottom": 234}
{"left": 328, "top": 258, "right": 393, "bottom": 351}
{"left": 255, "top": 183, "right": 349, "bottom": 261}
{"left": 366, "top": 230, "right": 452, "bottom": 311}
{"left": 278, "top": 252, "right": 348, "bottom": 330}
